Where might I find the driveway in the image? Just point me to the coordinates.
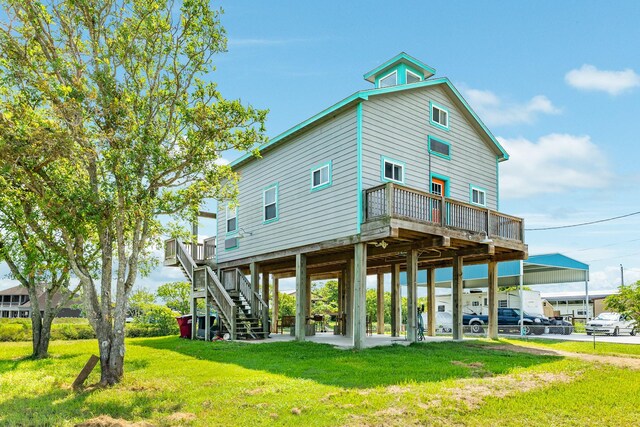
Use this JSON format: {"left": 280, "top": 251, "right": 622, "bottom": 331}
{"left": 502, "top": 332, "right": 640, "bottom": 345}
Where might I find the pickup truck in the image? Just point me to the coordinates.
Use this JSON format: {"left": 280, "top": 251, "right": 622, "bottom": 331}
{"left": 463, "top": 308, "right": 550, "bottom": 335}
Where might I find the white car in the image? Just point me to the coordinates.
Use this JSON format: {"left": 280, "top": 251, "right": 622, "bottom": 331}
{"left": 585, "top": 312, "right": 636, "bottom": 336}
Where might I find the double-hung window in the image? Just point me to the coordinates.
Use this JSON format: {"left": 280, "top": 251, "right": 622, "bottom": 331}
{"left": 311, "top": 161, "right": 332, "bottom": 191}
{"left": 226, "top": 206, "right": 238, "bottom": 233}
{"left": 263, "top": 184, "right": 278, "bottom": 223}
{"left": 430, "top": 101, "right": 449, "bottom": 130}
{"left": 470, "top": 185, "right": 487, "bottom": 207}
{"left": 381, "top": 157, "right": 404, "bottom": 184}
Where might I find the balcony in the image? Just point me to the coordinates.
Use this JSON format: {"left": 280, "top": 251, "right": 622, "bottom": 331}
{"left": 364, "top": 183, "right": 524, "bottom": 243}
{"left": 164, "top": 237, "right": 217, "bottom": 267}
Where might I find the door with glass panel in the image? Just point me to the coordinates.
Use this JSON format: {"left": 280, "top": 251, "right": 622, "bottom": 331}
{"left": 430, "top": 178, "right": 445, "bottom": 223}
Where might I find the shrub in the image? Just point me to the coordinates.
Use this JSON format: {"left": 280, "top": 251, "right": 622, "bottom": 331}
{"left": 0, "top": 320, "right": 30, "bottom": 342}
{"left": 133, "top": 304, "right": 180, "bottom": 336}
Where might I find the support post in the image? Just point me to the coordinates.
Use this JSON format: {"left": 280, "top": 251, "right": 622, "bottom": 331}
{"left": 353, "top": 243, "right": 367, "bottom": 349}
{"left": 487, "top": 260, "right": 498, "bottom": 339}
{"left": 295, "top": 254, "right": 307, "bottom": 341}
{"left": 390, "top": 263, "right": 401, "bottom": 337}
{"left": 346, "top": 260, "right": 354, "bottom": 338}
{"left": 204, "top": 273, "right": 210, "bottom": 342}
{"left": 191, "top": 220, "right": 198, "bottom": 261}
{"left": 271, "top": 278, "right": 279, "bottom": 333}
{"left": 406, "top": 249, "right": 418, "bottom": 342}
{"left": 452, "top": 255, "right": 464, "bottom": 341}
{"left": 337, "top": 272, "right": 344, "bottom": 335}
{"left": 427, "top": 268, "right": 436, "bottom": 337}
{"left": 376, "top": 271, "right": 385, "bottom": 334}
{"left": 262, "top": 270, "right": 270, "bottom": 335}
{"left": 190, "top": 296, "right": 197, "bottom": 340}
{"left": 306, "top": 274, "right": 312, "bottom": 318}
{"left": 250, "top": 262, "right": 260, "bottom": 315}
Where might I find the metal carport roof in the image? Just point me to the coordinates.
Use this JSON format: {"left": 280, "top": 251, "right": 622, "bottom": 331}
{"left": 400, "top": 253, "right": 589, "bottom": 288}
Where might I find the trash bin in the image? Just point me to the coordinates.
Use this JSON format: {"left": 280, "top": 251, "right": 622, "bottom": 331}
{"left": 176, "top": 315, "right": 192, "bottom": 339}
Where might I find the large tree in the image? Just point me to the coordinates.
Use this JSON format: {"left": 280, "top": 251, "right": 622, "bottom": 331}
{"left": 157, "top": 281, "right": 190, "bottom": 315}
{"left": 0, "top": 1, "right": 266, "bottom": 385}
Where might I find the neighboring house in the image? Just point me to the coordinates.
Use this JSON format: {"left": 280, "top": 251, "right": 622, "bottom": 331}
{"left": 164, "top": 53, "right": 528, "bottom": 347}
{"left": 541, "top": 290, "right": 618, "bottom": 320}
{"left": 436, "top": 290, "right": 545, "bottom": 317}
{"left": 0, "top": 285, "right": 82, "bottom": 319}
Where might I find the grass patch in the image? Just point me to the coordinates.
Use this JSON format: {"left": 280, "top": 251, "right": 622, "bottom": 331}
{"left": 502, "top": 337, "right": 640, "bottom": 358}
{"left": 0, "top": 337, "right": 638, "bottom": 426}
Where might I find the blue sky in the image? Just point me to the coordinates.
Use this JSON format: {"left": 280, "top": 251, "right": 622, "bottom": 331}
{"left": 2, "top": 1, "right": 640, "bottom": 293}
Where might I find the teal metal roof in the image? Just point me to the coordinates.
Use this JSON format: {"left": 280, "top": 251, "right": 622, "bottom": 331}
{"left": 399, "top": 253, "right": 589, "bottom": 289}
{"left": 231, "top": 77, "right": 509, "bottom": 169}
{"left": 362, "top": 52, "right": 436, "bottom": 83}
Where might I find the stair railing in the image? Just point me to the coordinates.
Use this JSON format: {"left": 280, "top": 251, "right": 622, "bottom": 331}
{"left": 203, "top": 267, "right": 237, "bottom": 339}
{"left": 175, "top": 240, "right": 197, "bottom": 281}
{"left": 236, "top": 269, "right": 269, "bottom": 328}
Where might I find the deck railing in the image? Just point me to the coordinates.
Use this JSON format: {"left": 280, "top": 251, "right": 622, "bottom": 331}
{"left": 364, "top": 183, "right": 524, "bottom": 242}
{"left": 165, "top": 238, "right": 215, "bottom": 264}
{"left": 204, "top": 237, "right": 216, "bottom": 260}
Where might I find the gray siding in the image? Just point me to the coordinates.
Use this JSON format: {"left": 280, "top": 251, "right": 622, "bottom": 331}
{"left": 361, "top": 85, "right": 499, "bottom": 210}
{"left": 217, "top": 108, "right": 358, "bottom": 263}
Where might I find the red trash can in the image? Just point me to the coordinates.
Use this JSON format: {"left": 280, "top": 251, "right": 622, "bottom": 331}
{"left": 176, "top": 315, "right": 192, "bottom": 338}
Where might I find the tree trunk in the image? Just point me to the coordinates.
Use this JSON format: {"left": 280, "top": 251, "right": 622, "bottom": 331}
{"left": 95, "top": 321, "right": 125, "bottom": 386}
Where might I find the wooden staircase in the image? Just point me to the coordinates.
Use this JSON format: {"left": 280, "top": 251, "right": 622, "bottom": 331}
{"left": 164, "top": 238, "right": 269, "bottom": 341}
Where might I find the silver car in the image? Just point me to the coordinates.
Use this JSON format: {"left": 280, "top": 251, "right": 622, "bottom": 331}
{"left": 585, "top": 312, "right": 636, "bottom": 336}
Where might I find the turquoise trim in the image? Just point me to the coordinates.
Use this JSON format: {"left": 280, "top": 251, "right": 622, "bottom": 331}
{"left": 469, "top": 184, "right": 488, "bottom": 207}
{"left": 310, "top": 160, "right": 333, "bottom": 192}
{"left": 380, "top": 155, "right": 405, "bottom": 184}
{"left": 375, "top": 69, "right": 398, "bottom": 88}
{"left": 224, "top": 237, "right": 239, "bottom": 251}
{"left": 356, "top": 103, "right": 363, "bottom": 234}
{"left": 429, "top": 172, "right": 450, "bottom": 197}
{"left": 429, "top": 101, "right": 450, "bottom": 132}
{"left": 428, "top": 135, "right": 451, "bottom": 160}
{"left": 363, "top": 52, "right": 436, "bottom": 83}
{"left": 262, "top": 182, "right": 279, "bottom": 224}
{"left": 495, "top": 156, "right": 500, "bottom": 211}
{"left": 231, "top": 76, "right": 508, "bottom": 170}
{"left": 225, "top": 205, "right": 239, "bottom": 235}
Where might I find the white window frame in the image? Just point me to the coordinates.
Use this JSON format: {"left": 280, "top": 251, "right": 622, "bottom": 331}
{"left": 498, "top": 300, "right": 508, "bottom": 308}
{"left": 470, "top": 185, "right": 487, "bottom": 207}
{"left": 406, "top": 69, "right": 422, "bottom": 84}
{"left": 226, "top": 205, "right": 238, "bottom": 234}
{"left": 381, "top": 156, "right": 405, "bottom": 184}
{"left": 263, "top": 183, "right": 278, "bottom": 223}
{"left": 430, "top": 101, "right": 449, "bottom": 131}
{"left": 378, "top": 70, "right": 398, "bottom": 88}
{"left": 310, "top": 161, "right": 332, "bottom": 191}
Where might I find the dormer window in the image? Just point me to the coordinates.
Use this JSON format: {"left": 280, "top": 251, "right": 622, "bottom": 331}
{"left": 406, "top": 70, "right": 421, "bottom": 84}
{"left": 379, "top": 71, "right": 397, "bottom": 88}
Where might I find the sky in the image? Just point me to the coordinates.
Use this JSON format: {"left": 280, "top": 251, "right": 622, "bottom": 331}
{"left": 2, "top": 1, "right": 640, "bottom": 295}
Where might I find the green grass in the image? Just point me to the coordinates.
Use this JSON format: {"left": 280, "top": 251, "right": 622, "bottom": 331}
{"left": 503, "top": 337, "right": 640, "bottom": 357}
{"left": 1, "top": 337, "right": 639, "bottom": 426}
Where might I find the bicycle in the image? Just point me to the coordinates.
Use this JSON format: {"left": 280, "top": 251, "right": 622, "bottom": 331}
{"left": 417, "top": 304, "right": 425, "bottom": 341}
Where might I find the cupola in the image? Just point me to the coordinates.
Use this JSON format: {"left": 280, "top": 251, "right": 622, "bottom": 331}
{"left": 363, "top": 52, "right": 436, "bottom": 88}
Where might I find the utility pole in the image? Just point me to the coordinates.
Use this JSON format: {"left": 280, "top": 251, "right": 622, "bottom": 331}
{"left": 620, "top": 264, "right": 625, "bottom": 286}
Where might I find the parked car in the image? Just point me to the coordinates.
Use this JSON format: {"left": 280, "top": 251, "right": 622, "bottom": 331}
{"left": 547, "top": 316, "right": 573, "bottom": 335}
{"left": 463, "top": 308, "right": 550, "bottom": 335}
{"left": 585, "top": 312, "right": 636, "bottom": 336}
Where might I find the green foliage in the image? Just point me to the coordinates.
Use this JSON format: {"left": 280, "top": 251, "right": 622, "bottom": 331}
{"left": 128, "top": 288, "right": 156, "bottom": 318}
{"left": 156, "top": 281, "right": 190, "bottom": 315}
{"left": 605, "top": 281, "right": 640, "bottom": 322}
{"left": 312, "top": 280, "right": 338, "bottom": 315}
{"left": 277, "top": 292, "right": 296, "bottom": 318}
{"left": 133, "top": 304, "right": 179, "bottom": 336}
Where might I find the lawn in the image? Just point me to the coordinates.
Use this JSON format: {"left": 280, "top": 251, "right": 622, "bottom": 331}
{"left": 1, "top": 337, "right": 639, "bottom": 426}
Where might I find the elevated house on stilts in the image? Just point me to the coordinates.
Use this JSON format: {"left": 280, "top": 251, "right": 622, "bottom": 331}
{"left": 164, "top": 53, "right": 527, "bottom": 348}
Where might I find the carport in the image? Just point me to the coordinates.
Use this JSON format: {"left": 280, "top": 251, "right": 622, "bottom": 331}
{"left": 401, "top": 253, "right": 590, "bottom": 339}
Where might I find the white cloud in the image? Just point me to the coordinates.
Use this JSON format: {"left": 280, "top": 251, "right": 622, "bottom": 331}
{"left": 499, "top": 133, "right": 612, "bottom": 198}
{"left": 565, "top": 64, "right": 640, "bottom": 95}
{"left": 462, "top": 88, "right": 561, "bottom": 127}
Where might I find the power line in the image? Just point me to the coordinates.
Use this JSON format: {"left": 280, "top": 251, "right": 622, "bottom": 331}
{"left": 566, "top": 237, "right": 640, "bottom": 254}
{"left": 525, "top": 210, "right": 640, "bottom": 231}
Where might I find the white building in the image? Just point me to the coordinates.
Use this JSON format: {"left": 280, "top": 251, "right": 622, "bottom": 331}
{"left": 436, "top": 289, "right": 544, "bottom": 316}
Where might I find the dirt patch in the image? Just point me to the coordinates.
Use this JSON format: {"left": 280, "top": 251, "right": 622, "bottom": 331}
{"left": 444, "top": 371, "right": 575, "bottom": 409}
{"left": 75, "top": 415, "right": 155, "bottom": 427}
{"left": 385, "top": 385, "right": 412, "bottom": 394}
{"left": 487, "top": 343, "right": 640, "bottom": 369}
{"left": 166, "top": 412, "right": 196, "bottom": 423}
{"left": 451, "top": 360, "right": 493, "bottom": 377}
